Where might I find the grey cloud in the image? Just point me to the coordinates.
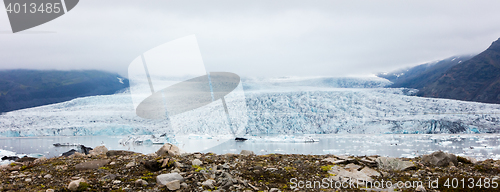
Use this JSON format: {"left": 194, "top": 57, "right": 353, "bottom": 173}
{"left": 0, "top": 0, "right": 500, "bottom": 78}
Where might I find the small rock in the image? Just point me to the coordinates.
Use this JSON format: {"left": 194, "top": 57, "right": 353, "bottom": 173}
{"left": 174, "top": 161, "right": 183, "bottom": 168}
{"left": 110, "top": 161, "right": 116, "bottom": 165}
{"left": 321, "top": 157, "right": 337, "bottom": 164}
{"left": 181, "top": 182, "right": 188, "bottom": 188}
{"left": 161, "top": 158, "right": 171, "bottom": 168}
{"left": 46, "top": 189, "right": 55, "bottom": 192}
{"left": 44, "top": 174, "right": 52, "bottom": 179}
{"left": 415, "top": 184, "right": 427, "bottom": 192}
{"left": 194, "top": 153, "right": 202, "bottom": 158}
{"left": 100, "top": 174, "right": 116, "bottom": 181}
{"left": 71, "top": 177, "right": 81, "bottom": 180}
{"left": 192, "top": 159, "right": 203, "bottom": 166}
{"left": 113, "top": 180, "right": 122, "bottom": 184}
{"left": 240, "top": 150, "right": 254, "bottom": 156}
{"left": 202, "top": 179, "right": 215, "bottom": 189}
{"left": 166, "top": 180, "right": 181, "bottom": 190}
{"left": 68, "top": 178, "right": 85, "bottom": 191}
{"left": 125, "top": 161, "right": 136, "bottom": 168}
{"left": 156, "top": 173, "right": 184, "bottom": 185}
{"left": 270, "top": 188, "right": 281, "bottom": 192}
{"left": 135, "top": 179, "right": 148, "bottom": 186}
{"left": 25, "top": 178, "right": 32, "bottom": 182}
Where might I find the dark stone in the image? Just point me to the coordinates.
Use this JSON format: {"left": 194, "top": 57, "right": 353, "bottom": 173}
{"left": 143, "top": 160, "right": 162, "bottom": 172}
{"left": 60, "top": 145, "right": 93, "bottom": 157}
{"left": 235, "top": 137, "right": 247, "bottom": 141}
{"left": 61, "top": 149, "right": 77, "bottom": 157}
{"left": 78, "top": 145, "right": 93, "bottom": 155}
{"left": 1, "top": 156, "right": 19, "bottom": 161}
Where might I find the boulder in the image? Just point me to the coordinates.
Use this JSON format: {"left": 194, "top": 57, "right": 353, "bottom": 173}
{"left": 156, "top": 143, "right": 180, "bottom": 156}
{"left": 240, "top": 150, "right": 255, "bottom": 156}
{"left": 106, "top": 150, "right": 138, "bottom": 157}
{"left": 156, "top": 173, "right": 184, "bottom": 185}
{"left": 89, "top": 145, "right": 108, "bottom": 155}
{"left": 75, "top": 160, "right": 110, "bottom": 170}
{"left": 422, "top": 151, "right": 458, "bottom": 167}
{"left": 376, "top": 157, "right": 415, "bottom": 171}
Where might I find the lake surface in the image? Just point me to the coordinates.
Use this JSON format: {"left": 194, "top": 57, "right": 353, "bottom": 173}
{"left": 1, "top": 134, "right": 500, "bottom": 164}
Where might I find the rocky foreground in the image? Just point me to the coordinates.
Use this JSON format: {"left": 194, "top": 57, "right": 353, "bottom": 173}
{"left": 1, "top": 144, "right": 500, "bottom": 192}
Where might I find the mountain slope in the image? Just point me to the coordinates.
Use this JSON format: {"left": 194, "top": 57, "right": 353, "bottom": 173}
{"left": 0, "top": 69, "right": 129, "bottom": 113}
{"left": 377, "top": 55, "right": 475, "bottom": 89}
{"left": 417, "top": 38, "right": 500, "bottom": 104}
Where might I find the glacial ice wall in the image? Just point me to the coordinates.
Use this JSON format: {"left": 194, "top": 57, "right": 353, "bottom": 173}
{"left": 0, "top": 77, "right": 499, "bottom": 137}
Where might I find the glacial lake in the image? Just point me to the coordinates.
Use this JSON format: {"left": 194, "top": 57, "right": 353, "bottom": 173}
{"left": 1, "top": 134, "right": 500, "bottom": 163}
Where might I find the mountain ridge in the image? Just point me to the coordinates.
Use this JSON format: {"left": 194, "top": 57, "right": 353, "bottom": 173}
{"left": 417, "top": 38, "right": 500, "bottom": 103}
{"left": 0, "top": 69, "right": 129, "bottom": 113}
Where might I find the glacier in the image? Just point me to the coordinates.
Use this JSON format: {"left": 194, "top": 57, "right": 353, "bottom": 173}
{"left": 0, "top": 76, "right": 499, "bottom": 137}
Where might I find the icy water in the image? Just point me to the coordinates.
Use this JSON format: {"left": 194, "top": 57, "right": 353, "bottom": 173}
{"left": 1, "top": 134, "right": 500, "bottom": 163}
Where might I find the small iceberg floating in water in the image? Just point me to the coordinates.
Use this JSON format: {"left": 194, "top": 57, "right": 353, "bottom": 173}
{"left": 119, "top": 134, "right": 170, "bottom": 145}
{"left": 53, "top": 143, "right": 81, "bottom": 147}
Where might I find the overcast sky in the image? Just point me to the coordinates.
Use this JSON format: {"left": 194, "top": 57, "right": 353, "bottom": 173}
{"left": 1, "top": 0, "right": 500, "bottom": 78}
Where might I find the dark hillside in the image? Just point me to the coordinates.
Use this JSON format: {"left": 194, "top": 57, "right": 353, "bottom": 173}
{"left": 417, "top": 38, "right": 500, "bottom": 104}
{"left": 0, "top": 69, "right": 129, "bottom": 113}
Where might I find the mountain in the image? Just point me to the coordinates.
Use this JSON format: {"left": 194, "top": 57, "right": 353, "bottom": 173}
{"left": 377, "top": 55, "right": 475, "bottom": 89}
{"left": 0, "top": 69, "right": 129, "bottom": 113}
{"left": 417, "top": 38, "right": 500, "bottom": 104}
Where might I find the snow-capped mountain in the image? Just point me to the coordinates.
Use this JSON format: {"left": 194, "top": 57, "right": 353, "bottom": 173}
{"left": 0, "top": 77, "right": 499, "bottom": 137}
